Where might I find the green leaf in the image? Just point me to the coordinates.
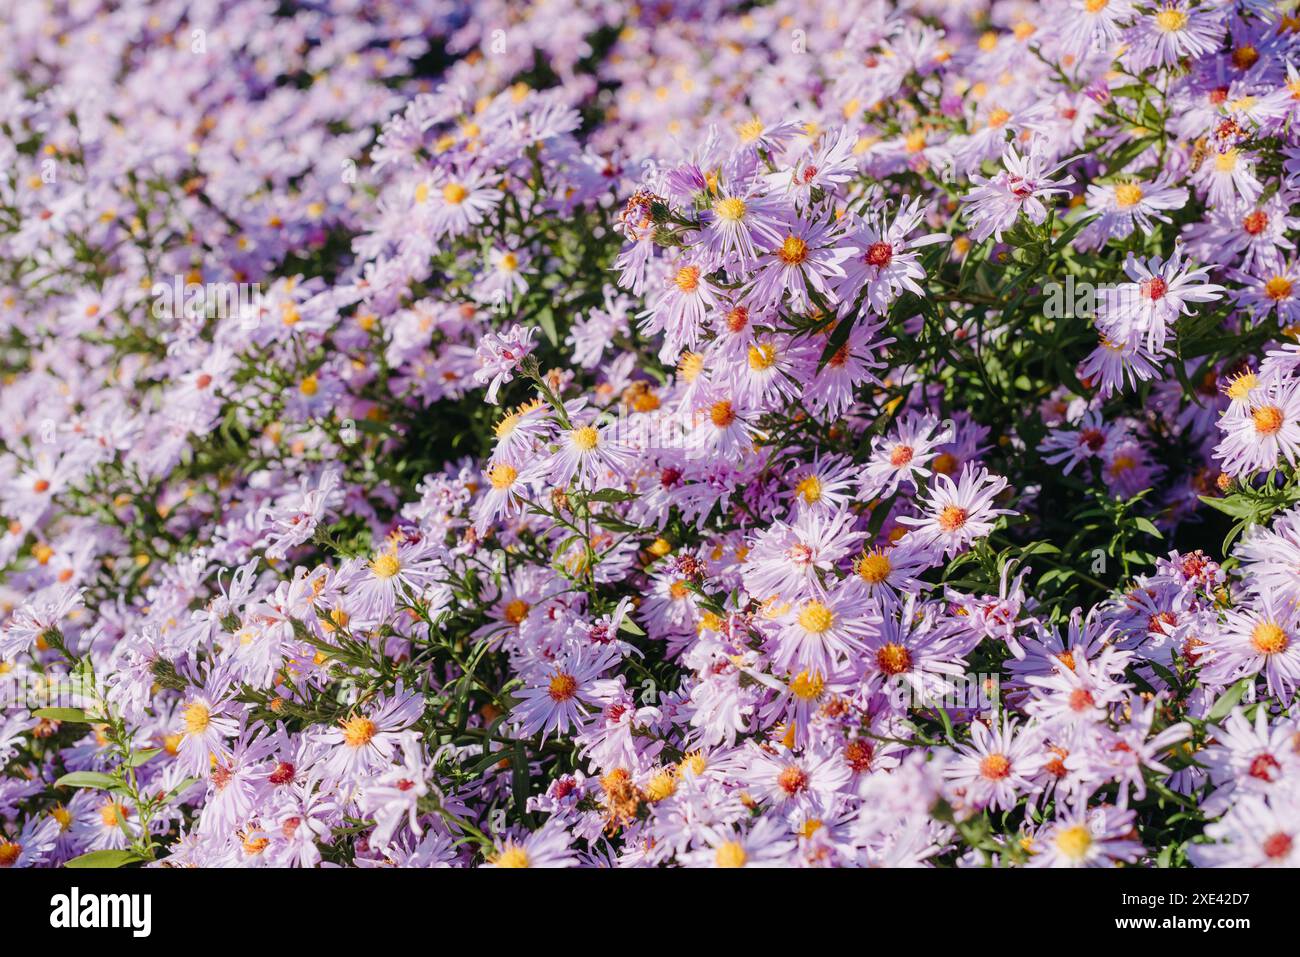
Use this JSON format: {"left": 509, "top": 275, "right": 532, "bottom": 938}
{"left": 585, "top": 488, "right": 636, "bottom": 503}
{"left": 511, "top": 744, "right": 533, "bottom": 827}
{"left": 64, "top": 849, "right": 143, "bottom": 869}
{"left": 126, "top": 748, "right": 163, "bottom": 767}
{"left": 1206, "top": 678, "right": 1253, "bottom": 723}
{"left": 594, "top": 514, "right": 644, "bottom": 533}
{"left": 1198, "top": 494, "right": 1259, "bottom": 520}
{"left": 816, "top": 313, "right": 856, "bottom": 369}
{"left": 1132, "top": 516, "right": 1162, "bottom": 538}
{"left": 534, "top": 306, "right": 558, "bottom": 347}
{"left": 32, "top": 707, "right": 91, "bottom": 723}
{"left": 55, "top": 771, "right": 120, "bottom": 790}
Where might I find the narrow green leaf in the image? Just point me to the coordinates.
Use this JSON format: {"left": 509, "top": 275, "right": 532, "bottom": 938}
{"left": 126, "top": 748, "right": 163, "bottom": 767}
{"left": 64, "top": 849, "right": 143, "bottom": 869}
{"left": 1206, "top": 678, "right": 1252, "bottom": 723}
{"left": 1132, "top": 516, "right": 1162, "bottom": 538}
{"left": 32, "top": 707, "right": 91, "bottom": 723}
{"left": 55, "top": 771, "right": 120, "bottom": 790}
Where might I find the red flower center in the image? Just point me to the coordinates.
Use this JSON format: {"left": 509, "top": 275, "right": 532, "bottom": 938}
{"left": 1243, "top": 210, "right": 1269, "bottom": 235}
{"left": 1141, "top": 277, "right": 1167, "bottom": 301}
{"left": 1263, "top": 832, "right": 1293, "bottom": 859}
{"left": 1248, "top": 753, "right": 1281, "bottom": 781}
{"left": 865, "top": 242, "right": 893, "bottom": 267}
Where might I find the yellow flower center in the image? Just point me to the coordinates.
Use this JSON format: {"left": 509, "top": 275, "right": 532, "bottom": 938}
{"left": 495, "top": 846, "right": 530, "bottom": 868}
{"left": 1266, "top": 276, "right": 1294, "bottom": 301}
{"left": 182, "top": 702, "right": 211, "bottom": 735}
{"left": 710, "top": 401, "right": 736, "bottom": 427}
{"left": 1113, "top": 183, "right": 1143, "bottom": 208}
{"left": 495, "top": 411, "right": 521, "bottom": 437}
{"left": 243, "top": 836, "right": 269, "bottom": 856}
{"left": 1054, "top": 824, "right": 1093, "bottom": 860}
{"left": 442, "top": 182, "right": 468, "bottom": 205}
{"left": 790, "top": 670, "right": 825, "bottom": 700}
{"left": 1108, "top": 454, "right": 1136, "bottom": 477}
{"left": 714, "top": 197, "right": 746, "bottom": 221}
{"left": 795, "top": 475, "right": 822, "bottom": 504}
{"left": 0, "top": 841, "right": 21, "bottom": 867}
{"left": 1226, "top": 372, "right": 1258, "bottom": 401}
{"left": 504, "top": 598, "right": 530, "bottom": 624}
{"left": 1215, "top": 149, "right": 1239, "bottom": 173}
{"left": 679, "top": 751, "right": 707, "bottom": 776}
{"left": 1252, "top": 621, "right": 1290, "bottom": 655}
{"left": 748, "top": 343, "right": 777, "bottom": 370}
{"left": 1085, "top": 0, "right": 1109, "bottom": 11}
{"left": 299, "top": 374, "right": 318, "bottom": 396}
{"left": 678, "top": 351, "right": 705, "bottom": 382}
{"left": 736, "top": 118, "right": 765, "bottom": 143}
{"left": 645, "top": 770, "right": 678, "bottom": 802}
{"left": 488, "top": 463, "right": 518, "bottom": 490}
{"left": 571, "top": 425, "right": 600, "bottom": 452}
{"left": 99, "top": 802, "right": 125, "bottom": 827}
{"left": 674, "top": 265, "right": 701, "bottom": 293}
{"left": 1155, "top": 8, "right": 1188, "bottom": 32}
{"left": 857, "top": 549, "right": 892, "bottom": 584}
{"left": 715, "top": 840, "right": 748, "bottom": 867}
{"left": 798, "top": 601, "right": 835, "bottom": 633}
{"left": 370, "top": 551, "right": 401, "bottom": 578}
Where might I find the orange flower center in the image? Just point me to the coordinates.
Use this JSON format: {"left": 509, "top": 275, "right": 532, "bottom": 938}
{"left": 876, "top": 642, "right": 912, "bottom": 675}
{"left": 1253, "top": 405, "right": 1284, "bottom": 435}
{"left": 778, "top": 766, "right": 809, "bottom": 794}
{"left": 548, "top": 672, "right": 578, "bottom": 701}
{"left": 979, "top": 753, "right": 1012, "bottom": 779}
{"left": 340, "top": 715, "right": 377, "bottom": 748}
{"left": 937, "top": 505, "right": 968, "bottom": 532}
{"left": 778, "top": 235, "right": 809, "bottom": 265}
{"left": 1251, "top": 621, "right": 1289, "bottom": 655}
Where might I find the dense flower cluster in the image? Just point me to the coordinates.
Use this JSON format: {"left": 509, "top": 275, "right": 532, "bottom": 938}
{"left": 2, "top": 0, "right": 1300, "bottom": 868}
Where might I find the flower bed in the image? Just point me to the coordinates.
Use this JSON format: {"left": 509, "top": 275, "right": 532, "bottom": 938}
{"left": 0, "top": 0, "right": 1298, "bottom": 868}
